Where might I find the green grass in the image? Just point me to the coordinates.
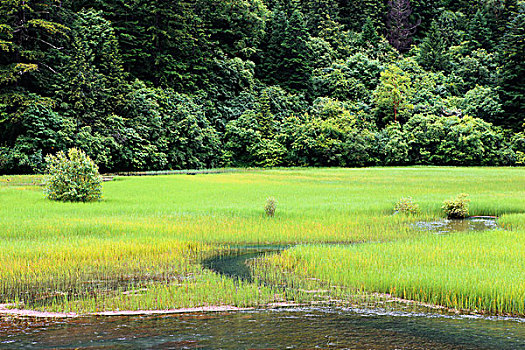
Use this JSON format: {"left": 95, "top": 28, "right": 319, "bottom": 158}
{"left": 0, "top": 167, "right": 524, "bottom": 314}
{"left": 254, "top": 228, "right": 525, "bottom": 315}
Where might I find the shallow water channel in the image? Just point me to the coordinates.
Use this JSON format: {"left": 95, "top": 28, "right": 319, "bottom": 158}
{"left": 2, "top": 217, "right": 524, "bottom": 349}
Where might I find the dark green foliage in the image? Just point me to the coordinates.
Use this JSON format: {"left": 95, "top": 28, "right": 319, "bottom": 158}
{"left": 417, "top": 11, "right": 463, "bottom": 72}
{"left": 499, "top": 3, "right": 525, "bottom": 131}
{"left": 359, "top": 17, "right": 380, "bottom": 48}
{"left": 257, "top": 8, "right": 313, "bottom": 93}
{"left": 0, "top": 0, "right": 523, "bottom": 173}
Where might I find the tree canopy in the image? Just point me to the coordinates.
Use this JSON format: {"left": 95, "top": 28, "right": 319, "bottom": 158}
{"left": 1, "top": 0, "right": 524, "bottom": 173}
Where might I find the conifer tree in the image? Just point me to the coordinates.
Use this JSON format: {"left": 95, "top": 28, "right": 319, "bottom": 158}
{"left": 465, "top": 8, "right": 495, "bottom": 51}
{"left": 256, "top": 90, "right": 274, "bottom": 136}
{"left": 0, "top": 0, "right": 68, "bottom": 109}
{"left": 258, "top": 8, "right": 312, "bottom": 94}
{"left": 58, "top": 9, "right": 127, "bottom": 126}
{"left": 499, "top": 3, "right": 525, "bottom": 131}
{"left": 359, "top": 16, "right": 380, "bottom": 47}
{"left": 280, "top": 9, "right": 313, "bottom": 93}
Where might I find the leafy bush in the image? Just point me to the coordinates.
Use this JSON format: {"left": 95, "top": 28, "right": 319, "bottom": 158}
{"left": 442, "top": 193, "right": 470, "bottom": 219}
{"left": 264, "top": 197, "right": 277, "bottom": 217}
{"left": 44, "top": 148, "right": 102, "bottom": 202}
{"left": 394, "top": 197, "right": 420, "bottom": 214}
{"left": 403, "top": 114, "right": 513, "bottom": 166}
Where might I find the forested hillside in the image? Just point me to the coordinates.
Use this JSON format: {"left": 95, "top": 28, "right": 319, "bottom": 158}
{"left": 1, "top": 0, "right": 524, "bottom": 173}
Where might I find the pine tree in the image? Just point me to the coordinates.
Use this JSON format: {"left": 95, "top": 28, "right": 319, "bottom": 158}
{"left": 280, "top": 9, "right": 313, "bottom": 93}
{"left": 338, "top": 0, "right": 387, "bottom": 32}
{"left": 0, "top": 0, "right": 68, "bottom": 85}
{"left": 0, "top": 0, "right": 69, "bottom": 154}
{"left": 301, "top": 0, "right": 340, "bottom": 35}
{"left": 256, "top": 90, "right": 274, "bottom": 136}
{"left": 257, "top": 8, "right": 312, "bottom": 93}
{"left": 257, "top": 8, "right": 288, "bottom": 86}
{"left": 465, "top": 8, "right": 495, "bottom": 51}
{"left": 499, "top": 3, "right": 525, "bottom": 131}
{"left": 417, "top": 11, "right": 462, "bottom": 72}
{"left": 359, "top": 16, "right": 380, "bottom": 47}
{"left": 58, "top": 9, "right": 127, "bottom": 126}
{"left": 0, "top": 0, "right": 68, "bottom": 107}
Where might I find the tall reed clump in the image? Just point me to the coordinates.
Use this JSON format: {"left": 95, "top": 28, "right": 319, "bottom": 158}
{"left": 44, "top": 148, "right": 102, "bottom": 202}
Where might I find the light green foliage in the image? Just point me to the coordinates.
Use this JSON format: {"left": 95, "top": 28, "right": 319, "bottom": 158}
{"left": 373, "top": 64, "right": 414, "bottom": 124}
{"left": 461, "top": 85, "right": 503, "bottom": 124}
{"left": 394, "top": 197, "right": 420, "bottom": 214}
{"left": 403, "top": 114, "right": 512, "bottom": 166}
{"left": 264, "top": 197, "right": 277, "bottom": 217}
{"left": 511, "top": 127, "right": 525, "bottom": 164}
{"left": 224, "top": 95, "right": 286, "bottom": 168}
{"left": 44, "top": 148, "right": 102, "bottom": 202}
{"left": 442, "top": 193, "right": 470, "bottom": 219}
{"left": 312, "top": 53, "right": 383, "bottom": 102}
{"left": 375, "top": 122, "right": 409, "bottom": 165}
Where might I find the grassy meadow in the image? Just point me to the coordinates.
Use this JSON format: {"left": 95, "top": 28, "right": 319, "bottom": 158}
{"left": 0, "top": 167, "right": 524, "bottom": 315}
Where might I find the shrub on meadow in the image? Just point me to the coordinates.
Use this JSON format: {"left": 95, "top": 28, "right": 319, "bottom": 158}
{"left": 44, "top": 148, "right": 102, "bottom": 202}
{"left": 442, "top": 193, "right": 470, "bottom": 219}
{"left": 264, "top": 197, "right": 277, "bottom": 217}
{"left": 394, "top": 197, "right": 420, "bottom": 214}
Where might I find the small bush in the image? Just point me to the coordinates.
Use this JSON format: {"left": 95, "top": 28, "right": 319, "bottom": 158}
{"left": 442, "top": 193, "right": 470, "bottom": 219}
{"left": 44, "top": 148, "right": 102, "bottom": 202}
{"left": 394, "top": 197, "right": 420, "bottom": 214}
{"left": 264, "top": 197, "right": 277, "bottom": 217}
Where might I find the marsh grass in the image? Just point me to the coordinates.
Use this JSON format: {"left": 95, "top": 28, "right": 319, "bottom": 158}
{"left": 253, "top": 228, "right": 525, "bottom": 315}
{"left": 1, "top": 167, "right": 524, "bottom": 314}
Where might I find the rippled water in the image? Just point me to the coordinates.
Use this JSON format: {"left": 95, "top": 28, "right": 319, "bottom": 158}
{"left": 1, "top": 307, "right": 524, "bottom": 349}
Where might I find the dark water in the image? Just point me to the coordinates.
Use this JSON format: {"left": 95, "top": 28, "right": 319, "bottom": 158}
{"left": 1, "top": 308, "right": 524, "bottom": 349}
{"left": 202, "top": 246, "right": 285, "bottom": 283}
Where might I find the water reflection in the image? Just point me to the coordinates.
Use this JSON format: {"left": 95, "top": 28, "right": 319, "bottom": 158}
{"left": 1, "top": 307, "right": 524, "bottom": 349}
{"left": 413, "top": 217, "right": 499, "bottom": 234}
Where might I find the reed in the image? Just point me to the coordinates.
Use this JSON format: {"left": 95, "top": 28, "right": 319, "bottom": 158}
{"left": 253, "top": 229, "right": 525, "bottom": 315}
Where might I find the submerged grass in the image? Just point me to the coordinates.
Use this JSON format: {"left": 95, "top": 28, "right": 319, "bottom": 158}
{"left": 0, "top": 167, "right": 524, "bottom": 314}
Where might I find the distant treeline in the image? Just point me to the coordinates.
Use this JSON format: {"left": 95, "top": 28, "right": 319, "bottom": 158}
{"left": 1, "top": 0, "right": 524, "bottom": 173}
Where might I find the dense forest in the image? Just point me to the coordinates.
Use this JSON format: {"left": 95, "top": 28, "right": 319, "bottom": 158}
{"left": 1, "top": 0, "right": 524, "bottom": 173}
